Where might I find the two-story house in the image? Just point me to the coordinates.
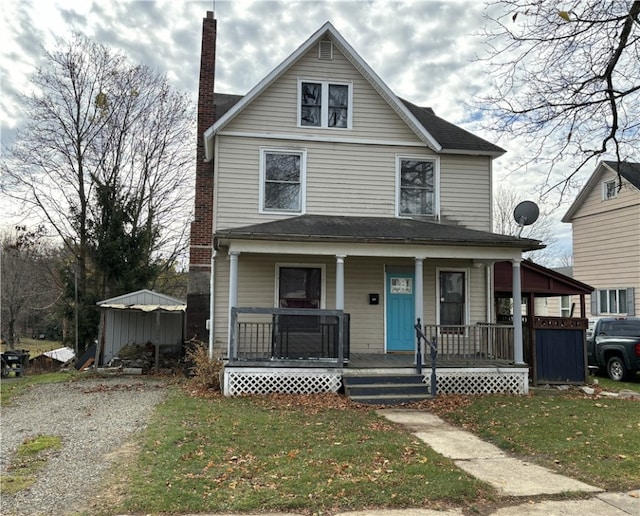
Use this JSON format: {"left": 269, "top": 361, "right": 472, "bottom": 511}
{"left": 187, "top": 13, "right": 543, "bottom": 397}
{"left": 562, "top": 161, "right": 640, "bottom": 321}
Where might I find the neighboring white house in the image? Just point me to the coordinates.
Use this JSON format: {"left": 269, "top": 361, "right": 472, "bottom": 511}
{"left": 187, "top": 15, "right": 543, "bottom": 395}
{"left": 562, "top": 161, "right": 640, "bottom": 319}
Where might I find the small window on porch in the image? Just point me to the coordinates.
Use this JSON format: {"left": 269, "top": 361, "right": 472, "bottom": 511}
{"left": 278, "top": 267, "right": 321, "bottom": 309}
{"left": 439, "top": 271, "right": 466, "bottom": 327}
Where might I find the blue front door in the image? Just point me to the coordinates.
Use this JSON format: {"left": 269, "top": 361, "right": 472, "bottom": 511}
{"left": 386, "top": 272, "right": 415, "bottom": 352}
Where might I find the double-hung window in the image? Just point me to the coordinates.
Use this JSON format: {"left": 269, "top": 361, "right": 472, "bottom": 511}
{"left": 598, "top": 288, "right": 627, "bottom": 314}
{"left": 299, "top": 80, "right": 352, "bottom": 129}
{"left": 260, "top": 148, "right": 306, "bottom": 213}
{"left": 397, "top": 157, "right": 438, "bottom": 216}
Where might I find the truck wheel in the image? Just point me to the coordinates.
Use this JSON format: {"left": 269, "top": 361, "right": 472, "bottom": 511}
{"left": 607, "top": 356, "right": 628, "bottom": 382}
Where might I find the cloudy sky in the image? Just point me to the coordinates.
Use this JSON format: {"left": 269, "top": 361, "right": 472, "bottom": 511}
{"left": 0, "top": 0, "right": 574, "bottom": 261}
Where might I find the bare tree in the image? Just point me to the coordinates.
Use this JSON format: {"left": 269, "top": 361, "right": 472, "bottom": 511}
{"left": 493, "top": 186, "right": 558, "bottom": 264}
{"left": 479, "top": 1, "right": 640, "bottom": 197}
{"left": 1, "top": 34, "right": 194, "bottom": 347}
{"left": 1, "top": 226, "right": 61, "bottom": 349}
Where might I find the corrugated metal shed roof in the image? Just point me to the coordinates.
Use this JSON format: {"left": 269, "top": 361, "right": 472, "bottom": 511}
{"left": 43, "top": 347, "right": 76, "bottom": 363}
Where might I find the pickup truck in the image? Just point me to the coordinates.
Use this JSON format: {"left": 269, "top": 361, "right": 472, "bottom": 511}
{"left": 587, "top": 317, "right": 640, "bottom": 381}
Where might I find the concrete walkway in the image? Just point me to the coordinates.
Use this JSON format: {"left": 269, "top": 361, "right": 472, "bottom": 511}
{"left": 375, "top": 409, "right": 639, "bottom": 515}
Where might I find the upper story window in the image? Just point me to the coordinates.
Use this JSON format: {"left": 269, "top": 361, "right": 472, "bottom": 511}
{"left": 602, "top": 180, "right": 617, "bottom": 200}
{"left": 299, "top": 80, "right": 352, "bottom": 129}
{"left": 396, "top": 157, "right": 438, "bottom": 217}
{"left": 260, "top": 148, "right": 306, "bottom": 213}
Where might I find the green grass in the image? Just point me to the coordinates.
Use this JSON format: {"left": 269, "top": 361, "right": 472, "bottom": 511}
{"left": 435, "top": 392, "right": 640, "bottom": 491}
{"left": 0, "top": 435, "right": 62, "bottom": 495}
{"left": 0, "top": 371, "right": 78, "bottom": 406}
{"left": 589, "top": 371, "right": 640, "bottom": 393}
{"left": 110, "top": 391, "right": 493, "bottom": 515}
{"left": 1, "top": 338, "right": 62, "bottom": 356}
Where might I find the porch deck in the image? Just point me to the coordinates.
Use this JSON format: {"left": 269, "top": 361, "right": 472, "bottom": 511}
{"left": 346, "top": 352, "right": 517, "bottom": 370}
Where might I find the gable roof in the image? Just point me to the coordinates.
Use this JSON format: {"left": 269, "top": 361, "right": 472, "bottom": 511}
{"left": 204, "top": 22, "right": 504, "bottom": 160}
{"left": 562, "top": 160, "right": 640, "bottom": 222}
{"left": 214, "top": 214, "right": 543, "bottom": 251}
{"left": 97, "top": 289, "right": 185, "bottom": 310}
{"left": 494, "top": 260, "right": 593, "bottom": 296}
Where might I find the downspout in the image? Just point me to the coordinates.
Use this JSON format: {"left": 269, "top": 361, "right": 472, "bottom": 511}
{"left": 486, "top": 265, "right": 492, "bottom": 323}
{"left": 208, "top": 249, "right": 216, "bottom": 359}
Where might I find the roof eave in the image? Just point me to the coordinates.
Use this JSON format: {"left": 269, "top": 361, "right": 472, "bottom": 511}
{"left": 440, "top": 147, "right": 506, "bottom": 158}
{"left": 215, "top": 232, "right": 543, "bottom": 252}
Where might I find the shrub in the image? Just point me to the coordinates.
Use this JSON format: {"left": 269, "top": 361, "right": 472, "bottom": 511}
{"left": 185, "top": 342, "right": 223, "bottom": 392}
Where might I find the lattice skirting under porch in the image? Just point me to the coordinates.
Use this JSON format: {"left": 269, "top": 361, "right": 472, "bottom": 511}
{"left": 224, "top": 367, "right": 342, "bottom": 396}
{"left": 425, "top": 367, "right": 529, "bottom": 395}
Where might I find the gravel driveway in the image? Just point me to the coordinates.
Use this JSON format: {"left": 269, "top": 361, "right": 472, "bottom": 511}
{"left": 1, "top": 375, "right": 168, "bottom": 515}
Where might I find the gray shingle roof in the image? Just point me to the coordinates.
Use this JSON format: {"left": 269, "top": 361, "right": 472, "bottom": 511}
{"left": 399, "top": 99, "right": 505, "bottom": 155}
{"left": 604, "top": 160, "right": 640, "bottom": 190}
{"left": 215, "top": 215, "right": 543, "bottom": 251}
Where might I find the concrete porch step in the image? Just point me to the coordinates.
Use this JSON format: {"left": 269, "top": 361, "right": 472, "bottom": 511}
{"left": 343, "top": 373, "right": 431, "bottom": 405}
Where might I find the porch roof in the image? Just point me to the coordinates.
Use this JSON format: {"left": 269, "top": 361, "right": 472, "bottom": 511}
{"left": 214, "top": 215, "right": 543, "bottom": 251}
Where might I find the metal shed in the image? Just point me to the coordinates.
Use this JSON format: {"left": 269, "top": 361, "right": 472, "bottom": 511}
{"left": 96, "top": 290, "right": 186, "bottom": 366}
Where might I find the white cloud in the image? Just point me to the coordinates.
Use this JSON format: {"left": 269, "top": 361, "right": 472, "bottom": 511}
{"left": 0, "top": 0, "right": 579, "bottom": 261}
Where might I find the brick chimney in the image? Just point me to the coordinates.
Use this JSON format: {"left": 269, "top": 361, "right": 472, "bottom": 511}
{"left": 186, "top": 11, "right": 216, "bottom": 341}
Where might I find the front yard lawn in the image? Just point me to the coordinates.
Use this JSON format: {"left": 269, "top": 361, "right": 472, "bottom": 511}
{"left": 110, "top": 392, "right": 492, "bottom": 515}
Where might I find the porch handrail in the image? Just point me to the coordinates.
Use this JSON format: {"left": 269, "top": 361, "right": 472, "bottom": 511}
{"left": 415, "top": 318, "right": 437, "bottom": 397}
{"left": 230, "top": 307, "right": 346, "bottom": 366}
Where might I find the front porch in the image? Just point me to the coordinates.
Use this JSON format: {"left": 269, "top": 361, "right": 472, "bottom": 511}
{"left": 223, "top": 310, "right": 529, "bottom": 397}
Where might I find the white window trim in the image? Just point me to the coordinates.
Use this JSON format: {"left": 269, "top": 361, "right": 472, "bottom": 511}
{"left": 560, "top": 295, "right": 571, "bottom": 317}
{"left": 602, "top": 179, "right": 617, "bottom": 200}
{"left": 274, "top": 263, "right": 327, "bottom": 309}
{"left": 395, "top": 155, "right": 440, "bottom": 218}
{"left": 435, "top": 267, "right": 470, "bottom": 327}
{"left": 597, "top": 287, "right": 627, "bottom": 315}
{"left": 297, "top": 79, "right": 353, "bottom": 130}
{"left": 259, "top": 147, "right": 307, "bottom": 215}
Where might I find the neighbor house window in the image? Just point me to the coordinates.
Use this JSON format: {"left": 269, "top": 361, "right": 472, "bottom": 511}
{"left": 598, "top": 288, "right": 627, "bottom": 314}
{"left": 260, "top": 149, "right": 306, "bottom": 213}
{"left": 397, "top": 157, "right": 438, "bottom": 216}
{"left": 603, "top": 180, "right": 617, "bottom": 200}
{"left": 299, "top": 80, "right": 352, "bottom": 129}
{"left": 560, "top": 296, "right": 571, "bottom": 317}
{"left": 438, "top": 270, "right": 467, "bottom": 326}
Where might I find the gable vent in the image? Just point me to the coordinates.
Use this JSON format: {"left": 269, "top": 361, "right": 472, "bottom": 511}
{"left": 318, "top": 41, "right": 333, "bottom": 60}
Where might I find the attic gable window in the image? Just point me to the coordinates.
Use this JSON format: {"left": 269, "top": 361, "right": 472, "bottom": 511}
{"left": 299, "top": 80, "right": 352, "bottom": 129}
{"left": 603, "top": 180, "right": 617, "bottom": 200}
{"left": 260, "top": 148, "right": 307, "bottom": 214}
{"left": 396, "top": 157, "right": 439, "bottom": 217}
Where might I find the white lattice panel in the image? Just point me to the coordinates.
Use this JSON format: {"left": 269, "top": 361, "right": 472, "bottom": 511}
{"left": 224, "top": 367, "right": 342, "bottom": 396}
{"left": 427, "top": 368, "right": 529, "bottom": 395}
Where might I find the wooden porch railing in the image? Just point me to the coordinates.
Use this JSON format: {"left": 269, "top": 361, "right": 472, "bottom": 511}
{"left": 422, "top": 323, "right": 515, "bottom": 361}
{"left": 229, "top": 307, "right": 349, "bottom": 366}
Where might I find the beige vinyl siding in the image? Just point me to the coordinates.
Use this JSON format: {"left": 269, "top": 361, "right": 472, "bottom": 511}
{"left": 223, "top": 41, "right": 419, "bottom": 142}
{"left": 571, "top": 168, "right": 640, "bottom": 316}
{"left": 213, "top": 254, "right": 488, "bottom": 354}
{"left": 215, "top": 135, "right": 490, "bottom": 231}
{"left": 440, "top": 155, "right": 492, "bottom": 231}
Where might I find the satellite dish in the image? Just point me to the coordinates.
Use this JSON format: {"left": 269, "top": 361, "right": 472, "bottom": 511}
{"left": 513, "top": 200, "right": 539, "bottom": 237}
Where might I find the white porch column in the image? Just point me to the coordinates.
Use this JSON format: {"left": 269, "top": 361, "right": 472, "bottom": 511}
{"left": 228, "top": 251, "right": 240, "bottom": 357}
{"left": 414, "top": 258, "right": 424, "bottom": 324}
{"left": 335, "top": 255, "right": 346, "bottom": 310}
{"left": 512, "top": 258, "right": 525, "bottom": 364}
